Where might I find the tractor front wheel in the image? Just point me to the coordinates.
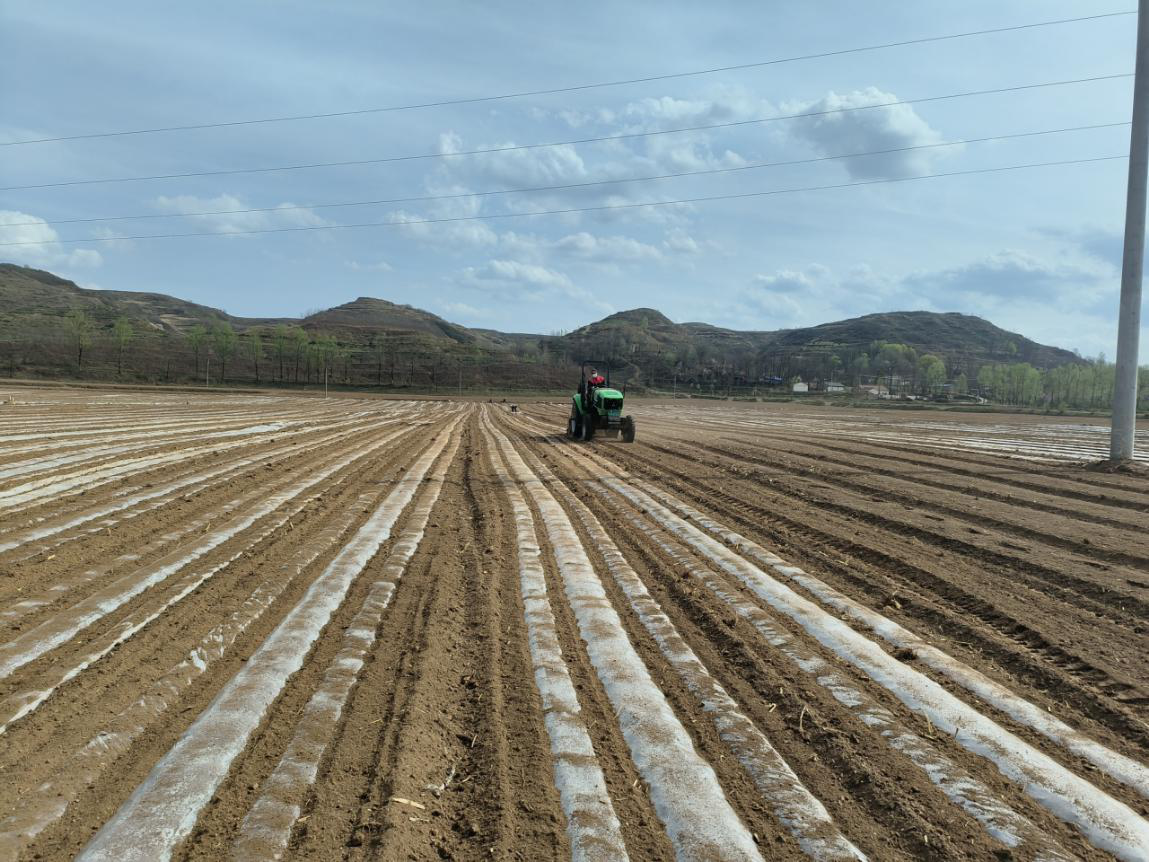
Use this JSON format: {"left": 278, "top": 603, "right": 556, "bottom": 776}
{"left": 567, "top": 415, "right": 579, "bottom": 438}
{"left": 581, "top": 418, "right": 595, "bottom": 441}
{"left": 621, "top": 416, "right": 636, "bottom": 443}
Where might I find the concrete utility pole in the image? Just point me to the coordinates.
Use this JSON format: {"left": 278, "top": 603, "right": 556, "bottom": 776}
{"left": 1111, "top": 0, "right": 1149, "bottom": 460}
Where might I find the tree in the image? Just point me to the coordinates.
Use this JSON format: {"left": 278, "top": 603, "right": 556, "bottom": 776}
{"left": 874, "top": 341, "right": 914, "bottom": 394}
{"left": 313, "top": 333, "right": 338, "bottom": 384}
{"left": 187, "top": 325, "right": 208, "bottom": 379}
{"left": 917, "top": 354, "right": 945, "bottom": 395}
{"left": 211, "top": 322, "right": 237, "bottom": 384}
{"left": 112, "top": 316, "right": 134, "bottom": 377}
{"left": 291, "top": 327, "right": 309, "bottom": 383}
{"left": 65, "top": 309, "right": 93, "bottom": 371}
{"left": 338, "top": 344, "right": 353, "bottom": 383}
{"left": 977, "top": 364, "right": 1000, "bottom": 400}
{"left": 272, "top": 324, "right": 290, "bottom": 382}
{"left": 246, "top": 328, "right": 264, "bottom": 384}
{"left": 955, "top": 372, "right": 969, "bottom": 395}
{"left": 373, "top": 335, "right": 388, "bottom": 386}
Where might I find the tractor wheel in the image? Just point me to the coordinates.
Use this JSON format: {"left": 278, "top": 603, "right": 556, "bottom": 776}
{"left": 622, "top": 416, "right": 636, "bottom": 443}
{"left": 567, "top": 415, "right": 579, "bottom": 438}
{"left": 581, "top": 419, "right": 595, "bottom": 441}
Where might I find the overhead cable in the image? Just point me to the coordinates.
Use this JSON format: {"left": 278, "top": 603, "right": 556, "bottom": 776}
{"left": 0, "top": 10, "right": 1133, "bottom": 147}
{"left": 0, "top": 155, "right": 1125, "bottom": 247}
{"left": 0, "top": 73, "right": 1131, "bottom": 191}
{"left": 0, "top": 122, "right": 1129, "bottom": 228}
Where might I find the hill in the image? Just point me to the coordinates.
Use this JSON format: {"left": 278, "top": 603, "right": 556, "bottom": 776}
{"left": 770, "top": 311, "right": 1078, "bottom": 368}
{"left": 304, "top": 297, "right": 479, "bottom": 344}
{"left": 0, "top": 262, "right": 1084, "bottom": 391}
{"left": 0, "top": 263, "right": 289, "bottom": 337}
{"left": 563, "top": 308, "right": 776, "bottom": 356}
{"left": 556, "top": 306, "right": 1078, "bottom": 372}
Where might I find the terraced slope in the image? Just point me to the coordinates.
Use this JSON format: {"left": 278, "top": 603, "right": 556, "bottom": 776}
{"left": 0, "top": 391, "right": 1146, "bottom": 861}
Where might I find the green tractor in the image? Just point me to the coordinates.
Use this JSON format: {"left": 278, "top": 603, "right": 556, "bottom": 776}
{"left": 567, "top": 363, "right": 636, "bottom": 442}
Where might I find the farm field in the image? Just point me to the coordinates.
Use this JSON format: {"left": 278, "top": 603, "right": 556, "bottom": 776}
{"left": 0, "top": 389, "right": 1147, "bottom": 861}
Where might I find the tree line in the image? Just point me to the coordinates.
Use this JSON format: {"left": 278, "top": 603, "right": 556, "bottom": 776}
{"left": 557, "top": 327, "right": 1149, "bottom": 411}
{"left": 2, "top": 310, "right": 571, "bottom": 391}
{"left": 3, "top": 311, "right": 1145, "bottom": 411}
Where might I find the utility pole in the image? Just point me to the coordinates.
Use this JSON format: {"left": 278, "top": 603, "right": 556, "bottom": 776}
{"left": 1112, "top": 0, "right": 1149, "bottom": 460}
{"left": 324, "top": 365, "right": 329, "bottom": 399}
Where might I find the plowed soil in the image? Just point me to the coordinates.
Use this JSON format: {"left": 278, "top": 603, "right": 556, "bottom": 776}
{"left": 0, "top": 390, "right": 1146, "bottom": 862}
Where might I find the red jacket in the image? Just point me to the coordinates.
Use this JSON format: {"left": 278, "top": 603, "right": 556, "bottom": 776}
{"left": 589, "top": 374, "right": 605, "bottom": 386}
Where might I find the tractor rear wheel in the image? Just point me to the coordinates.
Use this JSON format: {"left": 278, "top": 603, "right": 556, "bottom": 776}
{"left": 567, "top": 415, "right": 579, "bottom": 438}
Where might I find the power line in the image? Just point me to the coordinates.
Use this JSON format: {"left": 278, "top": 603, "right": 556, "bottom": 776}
{"left": 0, "top": 155, "right": 1124, "bottom": 247}
{"left": 0, "top": 10, "right": 1134, "bottom": 148}
{"left": 0, "top": 73, "right": 1131, "bottom": 192}
{"left": 0, "top": 122, "right": 1129, "bottom": 228}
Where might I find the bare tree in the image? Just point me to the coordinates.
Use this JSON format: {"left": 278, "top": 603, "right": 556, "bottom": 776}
{"left": 246, "top": 328, "right": 264, "bottom": 384}
{"left": 291, "top": 327, "right": 309, "bottom": 383}
{"left": 272, "top": 324, "right": 290, "bottom": 382}
{"left": 112, "top": 316, "right": 134, "bottom": 377}
{"left": 373, "top": 335, "right": 387, "bottom": 386}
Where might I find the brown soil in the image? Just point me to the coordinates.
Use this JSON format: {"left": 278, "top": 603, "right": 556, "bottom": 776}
{"left": 0, "top": 391, "right": 1146, "bottom": 861}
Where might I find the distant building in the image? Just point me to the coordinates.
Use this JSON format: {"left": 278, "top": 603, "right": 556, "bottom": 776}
{"left": 792, "top": 379, "right": 809, "bottom": 394}
{"left": 824, "top": 381, "right": 846, "bottom": 393}
{"left": 856, "top": 384, "right": 889, "bottom": 397}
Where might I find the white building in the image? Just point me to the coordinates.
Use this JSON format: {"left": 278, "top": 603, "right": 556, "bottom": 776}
{"left": 825, "top": 381, "right": 846, "bottom": 393}
{"left": 792, "top": 379, "right": 809, "bottom": 394}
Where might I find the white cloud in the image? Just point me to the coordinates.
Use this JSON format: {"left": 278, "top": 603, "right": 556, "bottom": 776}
{"left": 552, "top": 232, "right": 662, "bottom": 262}
{"left": 389, "top": 191, "right": 499, "bottom": 248}
{"left": 458, "top": 258, "right": 612, "bottom": 313}
{"left": 556, "top": 107, "right": 618, "bottom": 128}
{"left": 639, "top": 134, "right": 747, "bottom": 173}
{"left": 345, "top": 258, "right": 393, "bottom": 272}
{"left": 663, "top": 229, "right": 701, "bottom": 254}
{"left": 465, "top": 259, "right": 573, "bottom": 290}
{"left": 0, "top": 210, "right": 103, "bottom": 270}
{"left": 153, "top": 194, "right": 331, "bottom": 235}
{"left": 621, "top": 89, "right": 773, "bottom": 128}
{"left": 421, "top": 102, "right": 746, "bottom": 224}
{"left": 497, "top": 230, "right": 671, "bottom": 273}
{"left": 1040, "top": 226, "right": 1124, "bottom": 270}
{"left": 784, "top": 87, "right": 945, "bottom": 179}
{"left": 439, "top": 130, "right": 589, "bottom": 189}
{"left": 740, "top": 262, "right": 910, "bottom": 328}
{"left": 901, "top": 249, "right": 1105, "bottom": 302}
{"left": 436, "top": 298, "right": 487, "bottom": 320}
{"left": 750, "top": 267, "right": 820, "bottom": 294}
{"left": 732, "top": 250, "right": 1120, "bottom": 354}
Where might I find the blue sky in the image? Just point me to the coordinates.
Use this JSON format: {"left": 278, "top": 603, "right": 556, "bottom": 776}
{"left": 0, "top": 1, "right": 1144, "bottom": 356}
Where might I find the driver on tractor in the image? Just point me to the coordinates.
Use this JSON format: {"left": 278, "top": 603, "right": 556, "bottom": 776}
{"left": 568, "top": 362, "right": 636, "bottom": 442}
{"left": 584, "top": 369, "right": 606, "bottom": 419}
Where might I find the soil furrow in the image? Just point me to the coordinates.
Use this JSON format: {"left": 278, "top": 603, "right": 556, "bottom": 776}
{"left": 5, "top": 391, "right": 1146, "bottom": 862}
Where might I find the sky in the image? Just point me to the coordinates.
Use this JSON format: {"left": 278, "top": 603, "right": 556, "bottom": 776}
{"left": 0, "top": 1, "right": 1145, "bottom": 357}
